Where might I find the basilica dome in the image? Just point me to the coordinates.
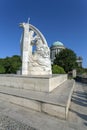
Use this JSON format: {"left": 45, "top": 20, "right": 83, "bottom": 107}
{"left": 52, "top": 41, "right": 64, "bottom": 46}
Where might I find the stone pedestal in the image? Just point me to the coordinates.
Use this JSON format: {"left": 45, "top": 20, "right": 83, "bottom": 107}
{"left": 0, "top": 74, "right": 67, "bottom": 92}
{"left": 0, "top": 74, "right": 75, "bottom": 120}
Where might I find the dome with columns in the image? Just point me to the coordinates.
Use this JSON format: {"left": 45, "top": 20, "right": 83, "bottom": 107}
{"left": 52, "top": 41, "right": 64, "bottom": 47}
{"left": 50, "top": 41, "right": 65, "bottom": 64}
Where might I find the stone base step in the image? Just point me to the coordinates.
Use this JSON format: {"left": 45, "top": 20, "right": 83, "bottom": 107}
{"left": 0, "top": 79, "right": 75, "bottom": 119}
{"left": 0, "top": 74, "right": 67, "bottom": 92}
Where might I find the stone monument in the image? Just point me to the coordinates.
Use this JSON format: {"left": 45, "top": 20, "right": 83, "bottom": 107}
{"left": 20, "top": 20, "right": 52, "bottom": 75}
{"left": 0, "top": 20, "right": 74, "bottom": 121}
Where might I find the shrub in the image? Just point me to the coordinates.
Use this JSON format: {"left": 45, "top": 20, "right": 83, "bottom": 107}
{"left": 52, "top": 65, "right": 66, "bottom": 74}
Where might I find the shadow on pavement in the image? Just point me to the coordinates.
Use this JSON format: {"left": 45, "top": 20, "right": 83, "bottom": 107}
{"left": 70, "top": 82, "right": 87, "bottom": 126}
{"left": 72, "top": 94, "right": 87, "bottom": 107}
{"left": 84, "top": 122, "right": 87, "bottom": 126}
{"left": 70, "top": 109, "right": 87, "bottom": 121}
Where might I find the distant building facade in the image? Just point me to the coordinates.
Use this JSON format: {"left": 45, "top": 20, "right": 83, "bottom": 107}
{"left": 50, "top": 41, "right": 82, "bottom": 67}
{"left": 76, "top": 56, "right": 83, "bottom": 67}
{"left": 50, "top": 41, "right": 65, "bottom": 64}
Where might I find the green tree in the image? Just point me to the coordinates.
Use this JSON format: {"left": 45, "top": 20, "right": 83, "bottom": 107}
{"left": 10, "top": 55, "right": 22, "bottom": 73}
{"left": 84, "top": 68, "right": 87, "bottom": 74}
{"left": 0, "top": 65, "right": 5, "bottom": 73}
{"left": 54, "top": 48, "right": 78, "bottom": 73}
{"left": 52, "top": 65, "right": 66, "bottom": 74}
{"left": 76, "top": 67, "right": 87, "bottom": 75}
{"left": 3, "top": 57, "right": 12, "bottom": 73}
{"left": 2, "top": 55, "right": 21, "bottom": 74}
{"left": 0, "top": 58, "right": 5, "bottom": 73}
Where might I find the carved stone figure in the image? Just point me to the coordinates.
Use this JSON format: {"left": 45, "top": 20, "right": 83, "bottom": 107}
{"left": 20, "top": 21, "right": 52, "bottom": 75}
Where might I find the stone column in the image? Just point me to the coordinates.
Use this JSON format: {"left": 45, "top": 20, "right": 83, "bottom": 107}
{"left": 20, "top": 23, "right": 30, "bottom": 75}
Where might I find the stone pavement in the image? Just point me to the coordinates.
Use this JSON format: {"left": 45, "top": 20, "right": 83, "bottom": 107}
{"left": 68, "top": 82, "right": 87, "bottom": 129}
{"left": 0, "top": 82, "right": 87, "bottom": 130}
{"left": 0, "top": 115, "right": 36, "bottom": 130}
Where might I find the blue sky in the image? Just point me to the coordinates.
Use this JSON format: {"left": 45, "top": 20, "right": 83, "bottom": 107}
{"left": 0, "top": 0, "right": 87, "bottom": 67}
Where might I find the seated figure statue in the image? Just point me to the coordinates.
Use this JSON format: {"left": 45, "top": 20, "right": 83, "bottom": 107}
{"left": 28, "top": 36, "right": 52, "bottom": 75}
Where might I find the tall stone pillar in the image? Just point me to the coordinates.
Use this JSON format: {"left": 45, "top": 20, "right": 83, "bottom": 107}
{"left": 20, "top": 23, "right": 30, "bottom": 75}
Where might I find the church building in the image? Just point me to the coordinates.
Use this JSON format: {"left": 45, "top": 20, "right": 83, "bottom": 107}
{"left": 50, "top": 41, "right": 65, "bottom": 64}
{"left": 50, "top": 41, "right": 82, "bottom": 67}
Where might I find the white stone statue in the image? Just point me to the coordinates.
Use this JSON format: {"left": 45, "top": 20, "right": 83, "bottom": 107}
{"left": 20, "top": 21, "right": 52, "bottom": 75}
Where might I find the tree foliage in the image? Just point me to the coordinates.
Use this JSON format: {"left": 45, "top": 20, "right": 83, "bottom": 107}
{"left": 52, "top": 65, "right": 66, "bottom": 74}
{"left": 54, "top": 48, "right": 78, "bottom": 73}
{"left": 0, "top": 55, "right": 21, "bottom": 74}
{"left": 76, "top": 67, "right": 87, "bottom": 75}
{"left": 0, "top": 65, "right": 5, "bottom": 73}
